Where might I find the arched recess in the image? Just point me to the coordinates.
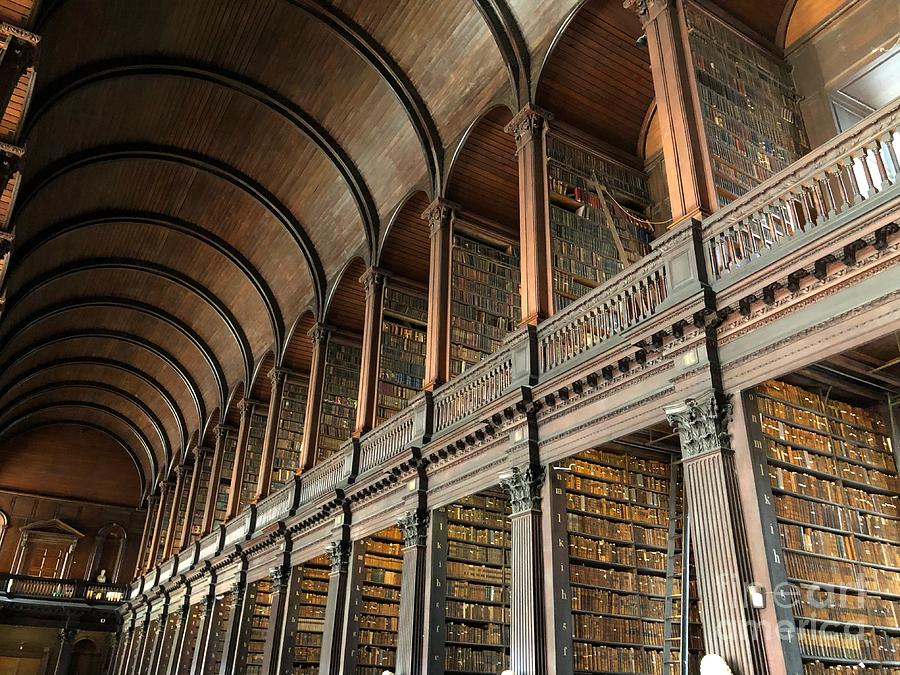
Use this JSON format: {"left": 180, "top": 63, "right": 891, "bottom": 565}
{"left": 447, "top": 105, "right": 519, "bottom": 240}
{"left": 324, "top": 257, "right": 368, "bottom": 336}
{"left": 282, "top": 311, "right": 317, "bottom": 375}
{"left": 250, "top": 351, "right": 277, "bottom": 405}
{"left": 86, "top": 523, "right": 127, "bottom": 583}
{"left": 70, "top": 637, "right": 101, "bottom": 675}
{"left": 535, "top": 0, "right": 653, "bottom": 158}
{"left": 378, "top": 191, "right": 432, "bottom": 285}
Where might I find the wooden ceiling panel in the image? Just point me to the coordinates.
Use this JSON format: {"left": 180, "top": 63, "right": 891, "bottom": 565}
{"left": 447, "top": 107, "right": 519, "bottom": 235}
{"left": 332, "top": 0, "right": 507, "bottom": 144}
{"left": 508, "top": 0, "right": 583, "bottom": 68}
{"left": 7, "top": 222, "right": 277, "bottom": 361}
{"left": 250, "top": 352, "right": 276, "bottom": 403}
{"left": 283, "top": 312, "right": 316, "bottom": 375}
{"left": 0, "top": 312, "right": 214, "bottom": 434}
{"left": 0, "top": 362, "right": 183, "bottom": 455}
{"left": 0, "top": 405, "right": 155, "bottom": 487}
{"left": 0, "top": 0, "right": 33, "bottom": 25}
{"left": 536, "top": 0, "right": 653, "bottom": 155}
{"left": 0, "top": 386, "right": 171, "bottom": 468}
{"left": 380, "top": 191, "right": 431, "bottom": 285}
{"left": 326, "top": 258, "right": 367, "bottom": 335}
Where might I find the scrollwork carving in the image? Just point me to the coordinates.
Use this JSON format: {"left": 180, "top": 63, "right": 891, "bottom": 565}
{"left": 499, "top": 464, "right": 544, "bottom": 514}
{"left": 397, "top": 510, "right": 429, "bottom": 548}
{"left": 324, "top": 540, "right": 350, "bottom": 574}
{"left": 665, "top": 390, "right": 733, "bottom": 458}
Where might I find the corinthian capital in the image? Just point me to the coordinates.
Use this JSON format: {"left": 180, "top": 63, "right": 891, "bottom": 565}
{"left": 665, "top": 390, "right": 733, "bottom": 458}
{"left": 504, "top": 104, "right": 550, "bottom": 149}
{"left": 499, "top": 464, "right": 544, "bottom": 514}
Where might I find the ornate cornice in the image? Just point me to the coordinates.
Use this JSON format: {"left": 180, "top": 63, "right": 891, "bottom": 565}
{"left": 499, "top": 464, "right": 544, "bottom": 514}
{"left": 665, "top": 390, "right": 733, "bottom": 458}
{"left": 324, "top": 540, "right": 350, "bottom": 574}
{"left": 397, "top": 510, "right": 429, "bottom": 548}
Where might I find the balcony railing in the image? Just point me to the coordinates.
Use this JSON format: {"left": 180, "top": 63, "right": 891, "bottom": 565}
{"left": 703, "top": 101, "right": 900, "bottom": 283}
{"left": 132, "top": 99, "right": 900, "bottom": 596}
{"left": 0, "top": 573, "right": 128, "bottom": 604}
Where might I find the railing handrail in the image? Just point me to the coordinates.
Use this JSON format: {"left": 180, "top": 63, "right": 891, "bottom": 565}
{"left": 0, "top": 572, "right": 129, "bottom": 602}
{"left": 358, "top": 396, "right": 420, "bottom": 473}
{"left": 703, "top": 99, "right": 900, "bottom": 235}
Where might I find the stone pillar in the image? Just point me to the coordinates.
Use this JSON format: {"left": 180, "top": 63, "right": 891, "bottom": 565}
{"left": 179, "top": 448, "right": 204, "bottom": 548}
{"left": 148, "top": 482, "right": 171, "bottom": 569}
{"left": 395, "top": 510, "right": 429, "bottom": 675}
{"left": 163, "top": 466, "right": 186, "bottom": 559}
{"left": 260, "top": 564, "right": 290, "bottom": 675}
{"left": 226, "top": 399, "right": 254, "bottom": 520}
{"left": 201, "top": 425, "right": 230, "bottom": 534}
{"left": 136, "top": 494, "right": 158, "bottom": 575}
{"left": 500, "top": 464, "right": 547, "bottom": 675}
{"left": 666, "top": 390, "right": 767, "bottom": 674}
{"left": 318, "top": 540, "right": 351, "bottom": 675}
{"left": 354, "top": 267, "right": 386, "bottom": 435}
{"left": 189, "top": 593, "right": 218, "bottom": 675}
{"left": 505, "top": 105, "right": 554, "bottom": 323}
{"left": 255, "top": 368, "right": 288, "bottom": 501}
{"left": 52, "top": 628, "right": 78, "bottom": 675}
{"left": 299, "top": 324, "right": 330, "bottom": 471}
{"left": 422, "top": 199, "right": 453, "bottom": 390}
{"left": 625, "top": 0, "right": 717, "bottom": 225}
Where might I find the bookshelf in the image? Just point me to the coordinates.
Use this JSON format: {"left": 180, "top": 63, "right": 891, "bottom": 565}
{"left": 209, "top": 591, "right": 234, "bottom": 674}
{"left": 213, "top": 429, "right": 238, "bottom": 526}
{"left": 377, "top": 285, "right": 427, "bottom": 424}
{"left": 562, "top": 446, "right": 702, "bottom": 675}
{"left": 190, "top": 450, "right": 213, "bottom": 542}
{"left": 546, "top": 133, "right": 654, "bottom": 311}
{"left": 317, "top": 338, "right": 362, "bottom": 463}
{"left": 272, "top": 377, "right": 307, "bottom": 491}
{"left": 684, "top": 4, "right": 807, "bottom": 206}
{"left": 450, "top": 233, "right": 521, "bottom": 377}
{"left": 157, "top": 611, "right": 178, "bottom": 670}
{"left": 354, "top": 526, "right": 404, "bottom": 675}
{"left": 239, "top": 407, "right": 268, "bottom": 512}
{"left": 438, "top": 490, "right": 512, "bottom": 675}
{"left": 172, "top": 477, "right": 190, "bottom": 551}
{"left": 746, "top": 380, "right": 899, "bottom": 674}
{"left": 140, "top": 618, "right": 159, "bottom": 673}
{"left": 155, "top": 496, "right": 172, "bottom": 565}
{"left": 290, "top": 555, "right": 330, "bottom": 675}
{"left": 243, "top": 578, "right": 273, "bottom": 675}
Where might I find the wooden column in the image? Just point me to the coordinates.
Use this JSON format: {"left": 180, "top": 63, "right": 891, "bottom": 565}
{"left": 318, "top": 540, "right": 351, "bottom": 675}
{"left": 147, "top": 599, "right": 173, "bottom": 675}
{"left": 147, "top": 482, "right": 170, "bottom": 570}
{"left": 136, "top": 495, "right": 158, "bottom": 575}
{"left": 500, "top": 464, "right": 548, "bottom": 675}
{"left": 219, "top": 580, "right": 252, "bottom": 675}
{"left": 420, "top": 508, "right": 449, "bottom": 674}
{"left": 505, "top": 105, "right": 554, "bottom": 324}
{"left": 201, "top": 425, "right": 229, "bottom": 534}
{"left": 395, "top": 509, "right": 429, "bottom": 675}
{"left": 164, "top": 597, "right": 192, "bottom": 675}
{"left": 542, "top": 465, "right": 575, "bottom": 673}
{"left": 255, "top": 368, "right": 288, "bottom": 501}
{"left": 260, "top": 563, "right": 290, "bottom": 675}
{"left": 226, "top": 399, "right": 254, "bottom": 520}
{"left": 666, "top": 390, "right": 767, "bottom": 675}
{"left": 52, "top": 628, "right": 78, "bottom": 675}
{"left": 131, "top": 616, "right": 152, "bottom": 675}
{"left": 121, "top": 616, "right": 144, "bottom": 675}
{"left": 189, "top": 592, "right": 218, "bottom": 675}
{"left": 626, "top": 0, "right": 717, "bottom": 225}
{"left": 299, "top": 324, "right": 330, "bottom": 471}
{"left": 163, "top": 466, "right": 186, "bottom": 559}
{"left": 354, "top": 267, "right": 386, "bottom": 435}
{"left": 337, "top": 540, "right": 367, "bottom": 673}
{"left": 422, "top": 199, "right": 453, "bottom": 390}
{"left": 179, "top": 448, "right": 205, "bottom": 548}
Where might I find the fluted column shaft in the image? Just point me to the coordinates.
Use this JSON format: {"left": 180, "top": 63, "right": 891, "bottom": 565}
{"left": 255, "top": 368, "right": 288, "bottom": 500}
{"left": 318, "top": 540, "right": 351, "bottom": 675}
{"left": 354, "top": 267, "right": 386, "bottom": 435}
{"left": 226, "top": 400, "right": 254, "bottom": 520}
{"left": 395, "top": 510, "right": 429, "bottom": 675}
{"left": 179, "top": 448, "right": 205, "bottom": 548}
{"left": 201, "top": 425, "right": 230, "bottom": 534}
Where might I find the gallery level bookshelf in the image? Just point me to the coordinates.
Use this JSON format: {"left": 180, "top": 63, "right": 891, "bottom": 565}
{"left": 289, "top": 555, "right": 330, "bottom": 675}
{"left": 213, "top": 428, "right": 238, "bottom": 526}
{"left": 239, "top": 406, "right": 268, "bottom": 512}
{"left": 317, "top": 336, "right": 362, "bottom": 463}
{"left": 546, "top": 131, "right": 655, "bottom": 311}
{"left": 272, "top": 376, "right": 308, "bottom": 491}
{"left": 744, "top": 380, "right": 899, "bottom": 674}
{"left": 450, "top": 230, "right": 521, "bottom": 377}
{"left": 189, "top": 449, "right": 213, "bottom": 543}
{"left": 377, "top": 283, "right": 427, "bottom": 424}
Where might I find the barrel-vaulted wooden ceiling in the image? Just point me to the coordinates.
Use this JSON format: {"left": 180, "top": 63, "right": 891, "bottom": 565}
{"left": 0, "top": 0, "right": 801, "bottom": 500}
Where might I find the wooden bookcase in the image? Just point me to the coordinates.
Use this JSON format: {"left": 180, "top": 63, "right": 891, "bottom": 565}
{"left": 450, "top": 232, "right": 521, "bottom": 377}
{"left": 272, "top": 376, "right": 308, "bottom": 491}
{"left": 140, "top": 617, "right": 159, "bottom": 673}
{"left": 213, "top": 429, "right": 238, "bottom": 526}
{"left": 349, "top": 526, "right": 404, "bottom": 675}
{"left": 154, "top": 498, "right": 172, "bottom": 565}
{"left": 377, "top": 284, "right": 427, "bottom": 424}
{"left": 208, "top": 591, "right": 234, "bottom": 674}
{"left": 560, "top": 446, "right": 701, "bottom": 675}
{"left": 684, "top": 3, "right": 807, "bottom": 206}
{"left": 189, "top": 450, "right": 213, "bottom": 543}
{"left": 546, "top": 132, "right": 654, "bottom": 311}
{"left": 239, "top": 407, "right": 268, "bottom": 512}
{"left": 172, "top": 478, "right": 190, "bottom": 551}
{"left": 243, "top": 578, "right": 273, "bottom": 675}
{"left": 290, "top": 555, "right": 330, "bottom": 675}
{"left": 316, "top": 337, "right": 362, "bottom": 463}
{"left": 744, "top": 381, "right": 899, "bottom": 674}
{"left": 427, "top": 490, "right": 512, "bottom": 675}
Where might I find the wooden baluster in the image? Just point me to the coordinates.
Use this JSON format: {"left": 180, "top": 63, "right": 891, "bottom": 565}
{"left": 880, "top": 131, "right": 900, "bottom": 182}
{"left": 822, "top": 170, "right": 839, "bottom": 217}
{"left": 870, "top": 140, "right": 890, "bottom": 187}
{"left": 859, "top": 147, "right": 877, "bottom": 196}
{"left": 834, "top": 161, "right": 853, "bottom": 212}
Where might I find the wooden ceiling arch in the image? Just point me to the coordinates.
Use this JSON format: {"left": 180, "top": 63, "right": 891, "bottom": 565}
{"left": 282, "top": 311, "right": 317, "bottom": 375}
{"left": 378, "top": 191, "right": 431, "bottom": 285}
{"left": 324, "top": 257, "right": 368, "bottom": 335}
{"left": 250, "top": 351, "right": 277, "bottom": 404}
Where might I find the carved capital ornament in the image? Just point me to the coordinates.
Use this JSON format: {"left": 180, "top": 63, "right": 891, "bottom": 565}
{"left": 665, "top": 390, "right": 734, "bottom": 458}
{"left": 397, "top": 510, "right": 429, "bottom": 547}
{"left": 499, "top": 464, "right": 545, "bottom": 514}
{"left": 421, "top": 198, "right": 455, "bottom": 235}
{"left": 324, "top": 540, "right": 351, "bottom": 573}
{"left": 504, "top": 105, "right": 549, "bottom": 149}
